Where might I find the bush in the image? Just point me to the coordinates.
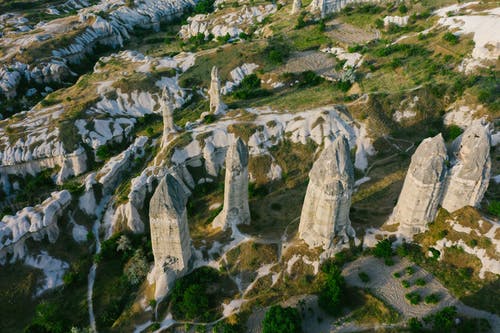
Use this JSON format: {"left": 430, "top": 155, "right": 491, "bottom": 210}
{"left": 405, "top": 292, "right": 421, "bottom": 305}
{"left": 415, "top": 278, "right": 426, "bottom": 286}
{"left": 402, "top": 280, "right": 410, "bottom": 288}
{"left": 96, "top": 145, "right": 111, "bottom": 160}
{"left": 488, "top": 201, "right": 500, "bottom": 217}
{"left": 266, "top": 37, "right": 291, "bottom": 65}
{"left": 193, "top": 0, "right": 215, "bottom": 14}
{"left": 233, "top": 74, "right": 270, "bottom": 99}
{"left": 124, "top": 249, "right": 149, "bottom": 285}
{"left": 358, "top": 272, "right": 370, "bottom": 283}
{"left": 393, "top": 272, "right": 401, "bottom": 278}
{"left": 408, "top": 318, "right": 423, "bottom": 333}
{"left": 373, "top": 239, "right": 393, "bottom": 258}
{"left": 405, "top": 266, "right": 416, "bottom": 275}
{"left": 262, "top": 306, "right": 302, "bottom": 333}
{"left": 318, "top": 262, "right": 345, "bottom": 314}
{"left": 443, "top": 32, "right": 459, "bottom": 45}
{"left": 399, "top": 4, "right": 408, "bottom": 14}
{"left": 295, "top": 12, "right": 306, "bottom": 30}
{"left": 444, "top": 125, "right": 463, "bottom": 141}
{"left": 425, "top": 293, "right": 440, "bottom": 304}
{"left": 426, "top": 306, "right": 457, "bottom": 332}
{"left": 299, "top": 70, "right": 324, "bottom": 87}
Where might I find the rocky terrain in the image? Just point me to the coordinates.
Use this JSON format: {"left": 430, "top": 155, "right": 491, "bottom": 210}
{"left": 0, "top": 0, "right": 499, "bottom": 332}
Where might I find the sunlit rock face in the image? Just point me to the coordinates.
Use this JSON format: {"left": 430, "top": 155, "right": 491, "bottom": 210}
{"left": 391, "top": 134, "right": 448, "bottom": 237}
{"left": 160, "top": 86, "right": 177, "bottom": 148}
{"left": 212, "top": 138, "right": 250, "bottom": 231}
{"left": 149, "top": 173, "right": 192, "bottom": 299}
{"left": 208, "top": 66, "right": 226, "bottom": 115}
{"left": 441, "top": 122, "right": 491, "bottom": 213}
{"left": 299, "top": 135, "right": 355, "bottom": 250}
{"left": 292, "top": 0, "right": 302, "bottom": 14}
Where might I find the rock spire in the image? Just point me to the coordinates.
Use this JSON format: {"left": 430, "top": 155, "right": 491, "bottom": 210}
{"left": 208, "top": 66, "right": 226, "bottom": 115}
{"left": 441, "top": 121, "right": 491, "bottom": 213}
{"left": 149, "top": 173, "right": 192, "bottom": 299}
{"left": 298, "top": 135, "right": 355, "bottom": 250}
{"left": 390, "top": 134, "right": 448, "bottom": 236}
{"left": 160, "top": 86, "right": 176, "bottom": 148}
{"left": 212, "top": 138, "right": 250, "bottom": 230}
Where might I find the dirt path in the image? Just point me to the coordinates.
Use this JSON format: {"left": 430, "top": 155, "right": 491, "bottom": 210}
{"left": 342, "top": 256, "right": 500, "bottom": 332}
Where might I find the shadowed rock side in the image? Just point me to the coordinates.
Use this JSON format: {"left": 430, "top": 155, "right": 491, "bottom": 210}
{"left": 441, "top": 122, "right": 491, "bottom": 213}
{"left": 391, "top": 134, "right": 448, "bottom": 237}
{"left": 149, "top": 173, "right": 192, "bottom": 299}
{"left": 212, "top": 138, "right": 250, "bottom": 230}
{"left": 160, "top": 86, "right": 177, "bottom": 148}
{"left": 208, "top": 66, "right": 226, "bottom": 115}
{"left": 298, "top": 135, "right": 355, "bottom": 250}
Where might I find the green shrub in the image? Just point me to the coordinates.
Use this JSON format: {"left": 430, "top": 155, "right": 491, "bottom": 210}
{"left": 405, "top": 266, "right": 416, "bottom": 275}
{"left": 266, "top": 37, "right": 291, "bottom": 65}
{"left": 393, "top": 272, "right": 402, "bottom": 278}
{"left": 425, "top": 293, "right": 440, "bottom": 304}
{"left": 488, "top": 201, "right": 500, "bottom": 217}
{"left": 425, "top": 306, "right": 457, "bottom": 332}
{"left": 405, "top": 292, "right": 421, "bottom": 305}
{"left": 373, "top": 239, "right": 393, "bottom": 258}
{"left": 318, "top": 262, "right": 345, "bottom": 314}
{"left": 295, "top": 12, "right": 306, "bottom": 30}
{"left": 415, "top": 278, "right": 426, "bottom": 286}
{"left": 443, "top": 32, "right": 459, "bottom": 45}
{"left": 262, "top": 306, "right": 302, "bottom": 333}
{"left": 402, "top": 280, "right": 410, "bottom": 288}
{"left": 444, "top": 125, "right": 463, "bottom": 141}
{"left": 399, "top": 4, "right": 408, "bottom": 14}
{"left": 408, "top": 318, "right": 423, "bottom": 333}
{"left": 193, "top": 0, "right": 215, "bottom": 14}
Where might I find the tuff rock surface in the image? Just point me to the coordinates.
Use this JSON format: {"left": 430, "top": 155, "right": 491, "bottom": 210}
{"left": 0, "top": 190, "right": 71, "bottom": 264}
{"left": 160, "top": 86, "right": 177, "bottom": 148}
{"left": 441, "top": 121, "right": 491, "bottom": 213}
{"left": 390, "top": 134, "right": 448, "bottom": 236}
{"left": 212, "top": 138, "right": 250, "bottom": 230}
{"left": 149, "top": 173, "right": 192, "bottom": 299}
{"left": 292, "top": 0, "right": 302, "bottom": 14}
{"left": 208, "top": 66, "right": 226, "bottom": 116}
{"left": 298, "top": 135, "right": 355, "bottom": 250}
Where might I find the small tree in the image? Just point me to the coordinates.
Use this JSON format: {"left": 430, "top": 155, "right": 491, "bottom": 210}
{"left": 124, "top": 249, "right": 149, "bottom": 285}
{"left": 262, "top": 306, "right": 302, "bottom": 333}
{"left": 373, "top": 239, "right": 393, "bottom": 258}
{"left": 318, "top": 262, "right": 345, "bottom": 314}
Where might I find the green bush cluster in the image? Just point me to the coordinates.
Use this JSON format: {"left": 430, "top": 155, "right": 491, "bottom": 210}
{"left": 405, "top": 291, "right": 421, "bottom": 305}
{"left": 262, "top": 306, "right": 302, "bottom": 333}
{"left": 318, "top": 262, "right": 345, "bottom": 314}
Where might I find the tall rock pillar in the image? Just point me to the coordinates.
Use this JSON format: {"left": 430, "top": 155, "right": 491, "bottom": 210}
{"left": 298, "top": 135, "right": 355, "bottom": 250}
{"left": 391, "top": 134, "right": 448, "bottom": 237}
{"left": 149, "top": 173, "right": 192, "bottom": 299}
{"left": 212, "top": 138, "right": 250, "bottom": 230}
{"left": 160, "top": 87, "right": 176, "bottom": 148}
{"left": 292, "top": 0, "right": 302, "bottom": 14}
{"left": 441, "top": 122, "right": 491, "bottom": 213}
{"left": 208, "top": 66, "right": 226, "bottom": 115}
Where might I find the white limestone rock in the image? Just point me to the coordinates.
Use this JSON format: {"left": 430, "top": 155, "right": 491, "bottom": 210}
{"left": 441, "top": 122, "right": 491, "bottom": 213}
{"left": 292, "top": 0, "right": 302, "bottom": 14}
{"left": 384, "top": 15, "right": 409, "bottom": 27}
{"left": 0, "top": 190, "right": 71, "bottom": 264}
{"left": 212, "top": 138, "right": 250, "bottom": 230}
{"left": 149, "top": 173, "right": 192, "bottom": 299}
{"left": 298, "top": 135, "right": 355, "bottom": 250}
{"left": 208, "top": 66, "right": 226, "bottom": 115}
{"left": 160, "top": 86, "right": 177, "bottom": 148}
{"left": 391, "top": 134, "right": 448, "bottom": 237}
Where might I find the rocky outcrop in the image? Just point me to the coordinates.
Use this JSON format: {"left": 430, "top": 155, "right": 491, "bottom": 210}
{"left": 0, "top": 190, "right": 71, "bottom": 264}
{"left": 390, "top": 134, "right": 448, "bottom": 236}
{"left": 292, "top": 0, "right": 302, "bottom": 14}
{"left": 384, "top": 15, "right": 409, "bottom": 27}
{"left": 208, "top": 66, "right": 226, "bottom": 116}
{"left": 160, "top": 86, "right": 177, "bottom": 148}
{"left": 310, "top": 0, "right": 382, "bottom": 17}
{"left": 441, "top": 122, "right": 491, "bottom": 213}
{"left": 149, "top": 173, "right": 192, "bottom": 299}
{"left": 298, "top": 136, "right": 355, "bottom": 250}
{"left": 96, "top": 136, "right": 148, "bottom": 194}
{"left": 0, "top": 0, "right": 196, "bottom": 98}
{"left": 212, "top": 138, "right": 250, "bottom": 230}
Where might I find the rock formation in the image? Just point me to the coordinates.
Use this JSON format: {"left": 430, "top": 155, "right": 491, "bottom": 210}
{"left": 149, "top": 173, "right": 192, "bottom": 299}
{"left": 391, "top": 134, "right": 448, "bottom": 236}
{"left": 310, "top": 0, "right": 381, "bottom": 17}
{"left": 208, "top": 66, "right": 226, "bottom": 115}
{"left": 160, "top": 86, "right": 177, "bottom": 148}
{"left": 0, "top": 190, "right": 72, "bottom": 264}
{"left": 441, "top": 122, "right": 491, "bottom": 213}
{"left": 298, "top": 135, "right": 355, "bottom": 250}
{"left": 212, "top": 138, "right": 250, "bottom": 230}
{"left": 292, "top": 0, "right": 302, "bottom": 14}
